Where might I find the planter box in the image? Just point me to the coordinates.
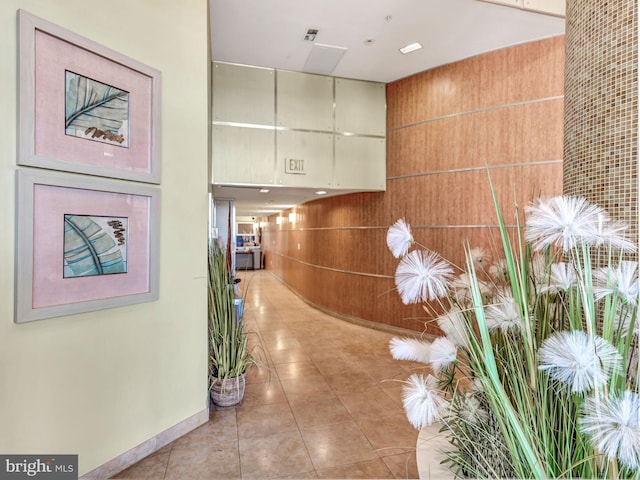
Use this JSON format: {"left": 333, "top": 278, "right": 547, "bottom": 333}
{"left": 416, "top": 423, "right": 454, "bottom": 479}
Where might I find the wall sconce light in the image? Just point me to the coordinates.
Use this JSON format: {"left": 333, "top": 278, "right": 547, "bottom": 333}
{"left": 288, "top": 212, "right": 296, "bottom": 223}
{"left": 276, "top": 216, "right": 282, "bottom": 225}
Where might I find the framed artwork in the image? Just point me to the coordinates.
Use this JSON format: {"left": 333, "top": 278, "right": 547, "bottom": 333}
{"left": 18, "top": 9, "right": 162, "bottom": 184}
{"left": 15, "top": 170, "right": 161, "bottom": 323}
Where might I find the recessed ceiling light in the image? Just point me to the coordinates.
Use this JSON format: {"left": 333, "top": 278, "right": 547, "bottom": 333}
{"left": 315, "top": 190, "right": 327, "bottom": 195}
{"left": 259, "top": 188, "right": 269, "bottom": 193}
{"left": 399, "top": 42, "right": 423, "bottom": 54}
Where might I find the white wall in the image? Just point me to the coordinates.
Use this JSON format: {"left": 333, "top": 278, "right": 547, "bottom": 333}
{"left": 0, "top": 0, "right": 210, "bottom": 475}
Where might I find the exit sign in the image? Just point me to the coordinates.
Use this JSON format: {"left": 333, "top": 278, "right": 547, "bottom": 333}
{"left": 285, "top": 158, "right": 306, "bottom": 175}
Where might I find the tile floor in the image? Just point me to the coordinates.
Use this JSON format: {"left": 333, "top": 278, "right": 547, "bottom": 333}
{"left": 113, "top": 270, "right": 422, "bottom": 479}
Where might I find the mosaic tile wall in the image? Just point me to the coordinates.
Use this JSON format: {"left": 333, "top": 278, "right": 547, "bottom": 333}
{"left": 563, "top": 0, "right": 638, "bottom": 251}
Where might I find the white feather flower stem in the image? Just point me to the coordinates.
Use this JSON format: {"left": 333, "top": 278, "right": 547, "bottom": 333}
{"left": 593, "top": 212, "right": 637, "bottom": 253}
{"left": 524, "top": 196, "right": 604, "bottom": 253}
{"left": 394, "top": 249, "right": 454, "bottom": 304}
{"left": 459, "top": 394, "right": 489, "bottom": 425}
{"left": 402, "top": 373, "right": 448, "bottom": 429}
{"left": 436, "top": 307, "right": 469, "bottom": 348}
{"left": 538, "top": 262, "right": 578, "bottom": 294}
{"left": 386, "top": 218, "right": 414, "bottom": 258}
{"left": 484, "top": 292, "right": 523, "bottom": 332}
{"left": 580, "top": 391, "right": 640, "bottom": 470}
{"left": 451, "top": 273, "right": 493, "bottom": 305}
{"left": 469, "top": 246, "right": 490, "bottom": 270}
{"left": 429, "top": 336, "right": 457, "bottom": 374}
{"left": 389, "top": 337, "right": 431, "bottom": 364}
{"left": 538, "top": 331, "right": 622, "bottom": 393}
{"left": 594, "top": 261, "right": 640, "bottom": 306}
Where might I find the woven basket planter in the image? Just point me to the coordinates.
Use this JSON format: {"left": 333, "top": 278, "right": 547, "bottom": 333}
{"left": 210, "top": 372, "right": 247, "bottom": 407}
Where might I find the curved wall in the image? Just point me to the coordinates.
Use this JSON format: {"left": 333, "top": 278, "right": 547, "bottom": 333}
{"left": 563, "top": 0, "right": 638, "bottom": 253}
{"left": 262, "top": 36, "right": 565, "bottom": 334}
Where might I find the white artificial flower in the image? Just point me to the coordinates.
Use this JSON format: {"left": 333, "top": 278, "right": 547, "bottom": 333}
{"left": 593, "top": 212, "right": 637, "bottom": 253}
{"left": 484, "top": 292, "right": 523, "bottom": 332}
{"left": 429, "top": 336, "right": 457, "bottom": 374}
{"left": 469, "top": 246, "right": 490, "bottom": 270}
{"left": 525, "top": 196, "right": 604, "bottom": 252}
{"left": 436, "top": 307, "right": 469, "bottom": 348}
{"left": 538, "top": 262, "right": 578, "bottom": 294}
{"left": 402, "top": 373, "right": 448, "bottom": 429}
{"left": 594, "top": 261, "right": 640, "bottom": 306}
{"left": 459, "top": 394, "right": 489, "bottom": 425}
{"left": 580, "top": 391, "right": 640, "bottom": 471}
{"left": 389, "top": 337, "right": 431, "bottom": 364}
{"left": 470, "top": 378, "right": 485, "bottom": 393}
{"left": 387, "top": 219, "right": 414, "bottom": 258}
{"left": 538, "top": 331, "right": 621, "bottom": 393}
{"left": 451, "top": 273, "right": 492, "bottom": 305}
{"left": 394, "top": 249, "right": 454, "bottom": 304}
{"left": 489, "top": 259, "right": 509, "bottom": 283}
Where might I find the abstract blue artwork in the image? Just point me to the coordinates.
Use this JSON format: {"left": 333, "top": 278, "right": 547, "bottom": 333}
{"left": 65, "top": 71, "right": 130, "bottom": 147}
{"left": 63, "top": 214, "right": 128, "bottom": 278}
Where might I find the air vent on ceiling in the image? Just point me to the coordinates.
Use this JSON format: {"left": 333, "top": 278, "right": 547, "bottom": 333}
{"left": 303, "top": 43, "right": 347, "bottom": 75}
{"left": 304, "top": 28, "right": 318, "bottom": 42}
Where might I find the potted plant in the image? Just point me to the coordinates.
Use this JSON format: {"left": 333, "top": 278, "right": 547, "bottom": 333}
{"left": 386, "top": 182, "right": 640, "bottom": 478}
{"left": 208, "top": 240, "right": 261, "bottom": 407}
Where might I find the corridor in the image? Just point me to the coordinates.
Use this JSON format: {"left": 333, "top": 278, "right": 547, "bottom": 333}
{"left": 114, "top": 270, "right": 421, "bottom": 479}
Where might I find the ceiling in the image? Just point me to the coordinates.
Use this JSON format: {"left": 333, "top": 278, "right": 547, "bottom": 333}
{"left": 209, "top": 0, "right": 565, "bottom": 217}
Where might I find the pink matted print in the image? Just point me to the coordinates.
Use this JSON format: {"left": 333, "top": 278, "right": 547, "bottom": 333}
{"left": 31, "top": 184, "right": 151, "bottom": 308}
{"left": 19, "top": 10, "right": 161, "bottom": 184}
{"left": 34, "top": 30, "right": 152, "bottom": 174}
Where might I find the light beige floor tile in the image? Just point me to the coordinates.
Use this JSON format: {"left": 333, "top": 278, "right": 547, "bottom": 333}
{"left": 338, "top": 385, "right": 405, "bottom": 421}
{"left": 171, "top": 414, "right": 238, "bottom": 449}
{"left": 357, "top": 412, "right": 419, "bottom": 457}
{"left": 300, "top": 421, "right": 378, "bottom": 470}
{"left": 239, "top": 430, "right": 314, "bottom": 479}
{"left": 264, "top": 335, "right": 303, "bottom": 351}
{"left": 381, "top": 451, "right": 419, "bottom": 479}
{"left": 260, "top": 327, "right": 296, "bottom": 342}
{"left": 241, "top": 380, "right": 288, "bottom": 406}
{"left": 275, "top": 360, "right": 322, "bottom": 380}
{"left": 110, "top": 447, "right": 170, "bottom": 479}
{"left": 316, "top": 458, "right": 395, "bottom": 479}
{"left": 165, "top": 442, "right": 240, "bottom": 480}
{"left": 237, "top": 401, "right": 298, "bottom": 438}
{"left": 111, "top": 271, "right": 427, "bottom": 479}
{"left": 273, "top": 470, "right": 318, "bottom": 479}
{"left": 245, "top": 362, "right": 277, "bottom": 384}
{"left": 380, "top": 379, "right": 406, "bottom": 406}
{"left": 289, "top": 393, "right": 351, "bottom": 428}
{"left": 323, "top": 369, "right": 380, "bottom": 394}
{"left": 280, "top": 375, "right": 334, "bottom": 403}
{"left": 269, "top": 348, "right": 312, "bottom": 364}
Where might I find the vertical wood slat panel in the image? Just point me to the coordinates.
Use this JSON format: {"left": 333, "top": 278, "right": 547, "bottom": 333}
{"left": 262, "top": 36, "right": 565, "bottom": 333}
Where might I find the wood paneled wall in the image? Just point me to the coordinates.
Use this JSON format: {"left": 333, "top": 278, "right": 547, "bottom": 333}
{"left": 262, "top": 36, "right": 565, "bottom": 334}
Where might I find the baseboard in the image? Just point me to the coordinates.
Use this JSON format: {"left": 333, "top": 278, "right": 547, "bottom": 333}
{"left": 80, "top": 407, "right": 209, "bottom": 479}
